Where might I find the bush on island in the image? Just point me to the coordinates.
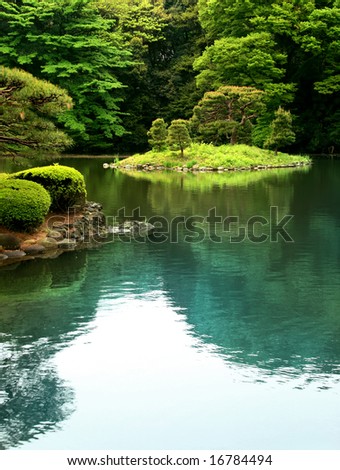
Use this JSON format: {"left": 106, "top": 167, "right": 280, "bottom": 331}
{"left": 0, "top": 179, "right": 51, "bottom": 232}
{"left": 10, "top": 165, "right": 87, "bottom": 211}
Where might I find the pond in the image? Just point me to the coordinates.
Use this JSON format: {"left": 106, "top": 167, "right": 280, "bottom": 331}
{"left": 0, "top": 157, "right": 340, "bottom": 450}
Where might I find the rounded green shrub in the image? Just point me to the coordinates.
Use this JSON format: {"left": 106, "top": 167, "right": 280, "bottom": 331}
{"left": 11, "top": 165, "right": 87, "bottom": 211}
{"left": 0, "top": 179, "right": 51, "bottom": 232}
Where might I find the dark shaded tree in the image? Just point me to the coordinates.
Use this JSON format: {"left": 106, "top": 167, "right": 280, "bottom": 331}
{"left": 0, "top": 66, "right": 73, "bottom": 156}
{"left": 99, "top": 0, "right": 206, "bottom": 153}
{"left": 264, "top": 107, "right": 296, "bottom": 155}
{"left": 191, "top": 86, "right": 265, "bottom": 145}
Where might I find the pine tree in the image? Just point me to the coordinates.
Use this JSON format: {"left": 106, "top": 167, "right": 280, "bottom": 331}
{"left": 147, "top": 118, "right": 168, "bottom": 151}
{"left": 192, "top": 86, "right": 265, "bottom": 145}
{"left": 0, "top": 66, "right": 73, "bottom": 156}
{"left": 167, "top": 119, "right": 191, "bottom": 157}
{"left": 264, "top": 107, "right": 296, "bottom": 155}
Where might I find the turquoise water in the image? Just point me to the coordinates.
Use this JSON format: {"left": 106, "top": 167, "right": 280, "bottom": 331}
{"left": 0, "top": 158, "right": 340, "bottom": 449}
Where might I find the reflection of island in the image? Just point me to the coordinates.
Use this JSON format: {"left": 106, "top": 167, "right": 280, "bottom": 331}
{"left": 121, "top": 167, "right": 306, "bottom": 220}
{"left": 0, "top": 251, "right": 93, "bottom": 449}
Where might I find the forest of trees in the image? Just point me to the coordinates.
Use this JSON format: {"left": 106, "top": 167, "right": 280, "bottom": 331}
{"left": 0, "top": 0, "right": 338, "bottom": 155}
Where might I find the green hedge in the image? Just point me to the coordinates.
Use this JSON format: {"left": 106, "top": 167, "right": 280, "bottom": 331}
{"left": 0, "top": 179, "right": 51, "bottom": 232}
{"left": 11, "top": 165, "right": 87, "bottom": 211}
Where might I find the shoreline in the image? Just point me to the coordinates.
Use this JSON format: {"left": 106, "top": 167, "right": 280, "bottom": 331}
{"left": 0, "top": 201, "right": 154, "bottom": 268}
{"left": 108, "top": 143, "right": 312, "bottom": 173}
{"left": 107, "top": 160, "right": 311, "bottom": 173}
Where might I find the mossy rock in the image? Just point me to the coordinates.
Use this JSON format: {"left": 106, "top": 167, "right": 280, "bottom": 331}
{"left": 0, "top": 179, "right": 51, "bottom": 232}
{"left": 11, "top": 165, "right": 87, "bottom": 212}
{"left": 0, "top": 233, "right": 21, "bottom": 250}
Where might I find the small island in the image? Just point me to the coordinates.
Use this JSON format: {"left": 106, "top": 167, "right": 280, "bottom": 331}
{"left": 112, "top": 93, "right": 311, "bottom": 172}
{"left": 114, "top": 142, "right": 311, "bottom": 173}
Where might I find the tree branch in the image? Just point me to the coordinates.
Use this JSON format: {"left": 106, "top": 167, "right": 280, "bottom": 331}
{"left": 0, "top": 135, "right": 36, "bottom": 147}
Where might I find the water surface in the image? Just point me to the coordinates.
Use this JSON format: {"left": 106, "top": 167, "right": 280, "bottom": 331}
{"left": 0, "top": 158, "right": 339, "bottom": 449}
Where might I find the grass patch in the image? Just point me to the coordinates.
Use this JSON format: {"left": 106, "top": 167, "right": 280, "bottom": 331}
{"left": 116, "top": 143, "right": 311, "bottom": 169}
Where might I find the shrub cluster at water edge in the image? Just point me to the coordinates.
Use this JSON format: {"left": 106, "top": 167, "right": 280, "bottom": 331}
{"left": 0, "top": 179, "right": 51, "bottom": 232}
{"left": 11, "top": 165, "right": 87, "bottom": 211}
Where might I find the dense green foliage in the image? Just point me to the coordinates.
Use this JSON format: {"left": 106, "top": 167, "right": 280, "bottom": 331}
{"left": 264, "top": 107, "right": 296, "bottom": 154}
{"left": 0, "top": 0, "right": 131, "bottom": 151}
{"left": 195, "top": 0, "right": 339, "bottom": 152}
{"left": 11, "top": 165, "right": 87, "bottom": 211}
{"left": 147, "top": 118, "right": 168, "bottom": 151}
{"left": 117, "top": 142, "right": 311, "bottom": 169}
{"left": 0, "top": 0, "right": 338, "bottom": 154}
{"left": 0, "top": 179, "right": 51, "bottom": 232}
{"left": 191, "top": 86, "right": 265, "bottom": 145}
{"left": 99, "top": 0, "right": 206, "bottom": 151}
{"left": 0, "top": 66, "right": 73, "bottom": 156}
{"left": 167, "top": 119, "right": 192, "bottom": 157}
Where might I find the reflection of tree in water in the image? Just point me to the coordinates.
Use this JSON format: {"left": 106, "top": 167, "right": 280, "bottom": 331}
{"left": 0, "top": 250, "right": 96, "bottom": 449}
{"left": 0, "top": 341, "right": 74, "bottom": 450}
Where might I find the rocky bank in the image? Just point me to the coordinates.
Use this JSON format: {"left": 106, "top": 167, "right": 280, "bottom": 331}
{"left": 0, "top": 201, "right": 154, "bottom": 267}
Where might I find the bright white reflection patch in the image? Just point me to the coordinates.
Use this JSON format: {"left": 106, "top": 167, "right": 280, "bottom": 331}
{"left": 18, "top": 290, "right": 340, "bottom": 450}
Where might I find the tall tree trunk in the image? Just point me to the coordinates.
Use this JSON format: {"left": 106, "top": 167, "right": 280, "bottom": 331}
{"left": 230, "top": 127, "right": 237, "bottom": 145}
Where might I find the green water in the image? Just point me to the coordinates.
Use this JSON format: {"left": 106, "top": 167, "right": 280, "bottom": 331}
{"left": 0, "top": 158, "right": 340, "bottom": 449}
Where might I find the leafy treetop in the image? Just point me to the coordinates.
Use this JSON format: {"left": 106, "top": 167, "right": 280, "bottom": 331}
{"left": 192, "top": 85, "right": 265, "bottom": 145}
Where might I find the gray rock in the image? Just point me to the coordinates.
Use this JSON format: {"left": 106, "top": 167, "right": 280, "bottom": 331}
{"left": 47, "top": 230, "right": 64, "bottom": 241}
{"left": 58, "top": 239, "right": 77, "bottom": 249}
{"left": 91, "top": 213, "right": 106, "bottom": 226}
{"left": 40, "top": 237, "right": 59, "bottom": 249}
{"left": 87, "top": 201, "right": 103, "bottom": 211}
{"left": 118, "top": 220, "right": 155, "bottom": 236}
{"left": 4, "top": 250, "right": 26, "bottom": 258}
{"left": 23, "top": 244, "right": 46, "bottom": 255}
